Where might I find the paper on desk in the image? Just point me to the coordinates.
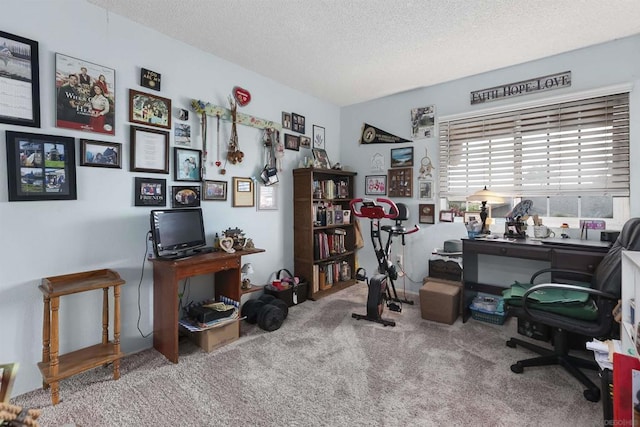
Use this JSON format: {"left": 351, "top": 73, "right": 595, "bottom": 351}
{"left": 586, "top": 338, "right": 621, "bottom": 370}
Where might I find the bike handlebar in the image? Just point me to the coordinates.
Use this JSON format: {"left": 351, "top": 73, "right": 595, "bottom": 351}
{"left": 350, "top": 198, "right": 399, "bottom": 219}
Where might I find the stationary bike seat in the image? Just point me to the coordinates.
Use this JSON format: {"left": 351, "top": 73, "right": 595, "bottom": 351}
{"left": 381, "top": 203, "right": 409, "bottom": 234}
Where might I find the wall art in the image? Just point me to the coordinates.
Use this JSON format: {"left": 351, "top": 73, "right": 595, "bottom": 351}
{"left": 0, "top": 31, "right": 40, "bottom": 128}
{"left": 232, "top": 177, "right": 254, "bottom": 207}
{"left": 171, "top": 185, "right": 200, "bottom": 208}
{"left": 411, "top": 105, "right": 435, "bottom": 139}
{"left": 140, "top": 67, "right": 161, "bottom": 91}
{"left": 419, "top": 204, "right": 435, "bottom": 224}
{"left": 174, "top": 147, "right": 202, "bottom": 182}
{"left": 203, "top": 180, "right": 227, "bottom": 201}
{"left": 5, "top": 131, "right": 76, "bottom": 201}
{"left": 80, "top": 139, "right": 121, "bottom": 168}
{"left": 55, "top": 53, "right": 115, "bottom": 135}
{"left": 134, "top": 177, "right": 166, "bottom": 207}
{"left": 313, "top": 125, "right": 325, "bottom": 149}
{"left": 129, "top": 89, "right": 171, "bottom": 129}
{"left": 292, "top": 112, "right": 305, "bottom": 133}
{"left": 130, "top": 125, "right": 169, "bottom": 174}
{"left": 284, "top": 133, "right": 300, "bottom": 151}
{"left": 365, "top": 175, "right": 387, "bottom": 196}
{"left": 390, "top": 146, "right": 414, "bottom": 168}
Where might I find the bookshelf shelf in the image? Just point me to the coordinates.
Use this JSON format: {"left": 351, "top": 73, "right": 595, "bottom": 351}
{"left": 293, "top": 168, "right": 357, "bottom": 300}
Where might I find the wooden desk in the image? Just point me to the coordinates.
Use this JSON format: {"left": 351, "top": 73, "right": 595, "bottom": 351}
{"left": 38, "top": 269, "right": 125, "bottom": 405}
{"left": 462, "top": 238, "right": 610, "bottom": 322}
{"left": 151, "top": 248, "right": 264, "bottom": 363}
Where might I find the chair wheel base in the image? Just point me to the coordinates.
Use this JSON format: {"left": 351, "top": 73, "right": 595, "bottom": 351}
{"left": 510, "top": 363, "right": 524, "bottom": 374}
{"left": 583, "top": 388, "right": 600, "bottom": 403}
{"left": 506, "top": 339, "right": 517, "bottom": 349}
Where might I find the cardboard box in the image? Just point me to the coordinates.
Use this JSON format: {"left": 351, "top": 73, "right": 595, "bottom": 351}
{"left": 187, "top": 319, "right": 239, "bottom": 352}
{"left": 423, "top": 277, "right": 463, "bottom": 314}
{"left": 419, "top": 280, "right": 461, "bottom": 324}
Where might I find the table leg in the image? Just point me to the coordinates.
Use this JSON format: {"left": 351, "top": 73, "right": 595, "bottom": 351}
{"left": 50, "top": 296, "right": 60, "bottom": 405}
{"left": 102, "top": 287, "right": 109, "bottom": 345}
{"left": 113, "top": 285, "right": 121, "bottom": 380}
{"left": 41, "top": 295, "right": 50, "bottom": 390}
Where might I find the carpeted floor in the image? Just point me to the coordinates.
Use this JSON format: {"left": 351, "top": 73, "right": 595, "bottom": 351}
{"left": 13, "top": 284, "right": 603, "bottom": 426}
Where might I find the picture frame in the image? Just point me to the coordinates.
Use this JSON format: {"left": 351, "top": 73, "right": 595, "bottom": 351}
{"left": 232, "top": 177, "right": 254, "bottom": 207}
{"left": 257, "top": 184, "right": 278, "bottom": 210}
{"left": 439, "top": 210, "right": 454, "bottom": 223}
{"left": 55, "top": 53, "right": 115, "bottom": 135}
{"left": 300, "top": 135, "right": 311, "bottom": 149}
{"left": 419, "top": 204, "right": 436, "bottom": 224}
{"left": 134, "top": 177, "right": 166, "bottom": 207}
{"left": 174, "top": 123, "right": 191, "bottom": 146}
{"left": 0, "top": 31, "right": 40, "bottom": 128}
{"left": 387, "top": 167, "right": 412, "bottom": 197}
{"left": 80, "top": 139, "right": 121, "bottom": 168}
{"left": 418, "top": 179, "right": 433, "bottom": 199}
{"left": 171, "top": 185, "right": 201, "bottom": 208}
{"left": 312, "top": 148, "right": 331, "bottom": 169}
{"left": 203, "top": 180, "right": 227, "bottom": 201}
{"left": 292, "top": 112, "right": 306, "bottom": 133}
{"left": 174, "top": 147, "right": 202, "bottom": 181}
{"left": 5, "top": 131, "right": 77, "bottom": 201}
{"left": 464, "top": 211, "right": 482, "bottom": 224}
{"left": 313, "top": 125, "right": 325, "bottom": 149}
{"left": 284, "top": 133, "right": 300, "bottom": 151}
{"left": 140, "top": 67, "right": 161, "bottom": 91}
{"left": 390, "top": 146, "right": 414, "bottom": 168}
{"left": 129, "top": 89, "right": 171, "bottom": 129}
{"left": 130, "top": 125, "right": 169, "bottom": 174}
{"left": 365, "top": 175, "right": 387, "bottom": 196}
{"left": 282, "top": 112, "right": 292, "bottom": 129}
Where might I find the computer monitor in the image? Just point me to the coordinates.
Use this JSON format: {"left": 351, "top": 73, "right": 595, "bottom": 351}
{"left": 150, "top": 208, "right": 207, "bottom": 259}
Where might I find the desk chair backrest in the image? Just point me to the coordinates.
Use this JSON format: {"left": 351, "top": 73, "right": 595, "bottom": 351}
{"left": 595, "top": 217, "right": 640, "bottom": 298}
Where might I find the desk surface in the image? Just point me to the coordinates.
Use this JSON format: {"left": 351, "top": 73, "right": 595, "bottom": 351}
{"left": 467, "top": 237, "right": 611, "bottom": 250}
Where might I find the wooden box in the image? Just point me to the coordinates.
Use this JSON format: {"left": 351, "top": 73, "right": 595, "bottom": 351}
{"left": 187, "top": 320, "right": 239, "bottom": 352}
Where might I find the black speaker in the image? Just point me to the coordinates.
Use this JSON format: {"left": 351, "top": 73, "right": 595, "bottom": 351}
{"left": 601, "top": 230, "right": 620, "bottom": 244}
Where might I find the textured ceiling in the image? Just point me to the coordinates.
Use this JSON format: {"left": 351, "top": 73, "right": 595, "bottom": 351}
{"left": 86, "top": 0, "right": 640, "bottom": 106}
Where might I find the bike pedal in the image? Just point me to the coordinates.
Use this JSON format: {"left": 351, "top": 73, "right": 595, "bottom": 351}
{"left": 388, "top": 302, "right": 401, "bottom": 312}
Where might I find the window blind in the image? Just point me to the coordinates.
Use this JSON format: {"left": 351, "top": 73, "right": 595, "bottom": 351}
{"left": 438, "top": 93, "right": 630, "bottom": 198}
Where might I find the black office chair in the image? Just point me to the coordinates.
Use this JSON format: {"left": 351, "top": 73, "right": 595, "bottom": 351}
{"left": 504, "top": 217, "right": 640, "bottom": 402}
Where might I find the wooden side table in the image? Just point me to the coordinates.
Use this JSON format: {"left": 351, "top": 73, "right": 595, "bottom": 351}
{"left": 38, "top": 269, "right": 125, "bottom": 405}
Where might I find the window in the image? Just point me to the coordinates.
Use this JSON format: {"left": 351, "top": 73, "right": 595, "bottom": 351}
{"left": 439, "top": 92, "right": 630, "bottom": 227}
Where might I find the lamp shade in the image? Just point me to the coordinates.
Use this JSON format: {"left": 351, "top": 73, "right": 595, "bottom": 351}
{"left": 466, "top": 186, "right": 505, "bottom": 204}
{"left": 241, "top": 263, "right": 254, "bottom": 274}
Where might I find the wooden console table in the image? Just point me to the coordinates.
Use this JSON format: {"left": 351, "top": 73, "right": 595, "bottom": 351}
{"left": 462, "top": 238, "right": 610, "bottom": 322}
{"left": 38, "top": 269, "right": 125, "bottom": 405}
{"left": 151, "top": 248, "right": 264, "bottom": 363}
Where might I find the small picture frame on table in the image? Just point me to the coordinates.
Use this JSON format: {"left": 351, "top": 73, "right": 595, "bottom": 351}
{"left": 80, "top": 139, "right": 121, "bottom": 168}
{"left": 464, "top": 211, "right": 482, "bottom": 224}
{"left": 130, "top": 126, "right": 169, "bottom": 174}
{"left": 174, "top": 147, "right": 202, "bottom": 181}
{"left": 171, "top": 185, "right": 200, "bottom": 208}
{"left": 5, "top": 131, "right": 77, "bottom": 201}
{"left": 203, "top": 180, "right": 227, "bottom": 201}
{"left": 439, "top": 210, "right": 454, "bottom": 223}
{"left": 365, "top": 175, "right": 387, "bottom": 196}
{"left": 134, "top": 177, "right": 166, "bottom": 207}
{"left": 419, "top": 204, "right": 435, "bottom": 224}
{"left": 312, "top": 148, "right": 331, "bottom": 169}
{"left": 129, "top": 89, "right": 171, "bottom": 129}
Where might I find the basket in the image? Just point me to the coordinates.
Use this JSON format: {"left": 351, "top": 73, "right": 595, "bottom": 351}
{"left": 264, "top": 269, "right": 308, "bottom": 307}
{"left": 470, "top": 306, "right": 507, "bottom": 325}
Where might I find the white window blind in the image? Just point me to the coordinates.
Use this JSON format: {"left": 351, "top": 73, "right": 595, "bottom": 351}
{"left": 438, "top": 93, "right": 630, "bottom": 198}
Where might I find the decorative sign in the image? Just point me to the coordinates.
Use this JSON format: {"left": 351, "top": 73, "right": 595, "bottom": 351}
{"left": 470, "top": 71, "right": 571, "bottom": 105}
{"left": 360, "top": 123, "right": 412, "bottom": 144}
{"left": 140, "top": 68, "right": 161, "bottom": 91}
{"left": 233, "top": 86, "right": 251, "bottom": 106}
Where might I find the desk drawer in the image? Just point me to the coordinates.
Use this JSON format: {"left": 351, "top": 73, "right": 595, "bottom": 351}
{"left": 465, "top": 241, "right": 550, "bottom": 261}
{"left": 552, "top": 249, "right": 605, "bottom": 274}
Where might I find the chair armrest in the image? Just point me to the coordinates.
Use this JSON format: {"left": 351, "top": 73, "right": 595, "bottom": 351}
{"left": 529, "top": 268, "right": 594, "bottom": 284}
{"left": 521, "top": 283, "right": 618, "bottom": 319}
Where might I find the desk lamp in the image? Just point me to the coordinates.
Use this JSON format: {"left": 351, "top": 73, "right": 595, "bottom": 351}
{"left": 467, "top": 186, "right": 504, "bottom": 235}
{"left": 241, "top": 263, "right": 254, "bottom": 290}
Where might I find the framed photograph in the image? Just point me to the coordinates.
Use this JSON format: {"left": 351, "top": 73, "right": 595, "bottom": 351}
{"left": 312, "top": 148, "right": 331, "bottom": 169}
{"left": 292, "top": 112, "right": 306, "bottom": 133}
{"left": 419, "top": 204, "right": 436, "bottom": 224}
{"left": 174, "top": 147, "right": 201, "bottom": 181}
{"left": 418, "top": 179, "right": 433, "bottom": 199}
{"left": 313, "top": 125, "right": 325, "bottom": 149}
{"left": 130, "top": 125, "right": 169, "bottom": 174}
{"left": 129, "top": 89, "right": 171, "bottom": 129}
{"left": 439, "top": 210, "right": 454, "bottom": 223}
{"left": 140, "top": 68, "right": 161, "bottom": 91}
{"left": 464, "top": 211, "right": 482, "bottom": 224}
{"left": 232, "top": 177, "right": 254, "bottom": 207}
{"left": 203, "top": 180, "right": 227, "bottom": 201}
{"left": 365, "top": 175, "right": 387, "bottom": 196}
{"left": 300, "top": 135, "right": 311, "bottom": 149}
{"left": 390, "top": 146, "right": 414, "bottom": 168}
{"left": 388, "top": 167, "right": 412, "bottom": 197}
{"left": 56, "top": 53, "right": 115, "bottom": 135}
{"left": 0, "top": 31, "right": 40, "bottom": 128}
{"left": 5, "top": 131, "right": 76, "bottom": 201}
{"left": 80, "top": 139, "right": 121, "bottom": 168}
{"left": 172, "top": 185, "right": 200, "bottom": 208}
{"left": 411, "top": 105, "right": 435, "bottom": 139}
{"left": 134, "top": 177, "right": 166, "bottom": 207}
{"left": 175, "top": 124, "right": 191, "bottom": 146}
{"left": 257, "top": 184, "right": 278, "bottom": 210}
{"left": 282, "top": 112, "right": 291, "bottom": 129}
{"left": 284, "top": 133, "right": 300, "bottom": 151}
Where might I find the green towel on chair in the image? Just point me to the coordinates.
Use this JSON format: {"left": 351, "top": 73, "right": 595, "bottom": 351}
{"left": 503, "top": 282, "right": 598, "bottom": 321}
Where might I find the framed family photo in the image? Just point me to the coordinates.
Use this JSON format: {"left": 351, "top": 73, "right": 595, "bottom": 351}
{"left": 203, "top": 180, "right": 227, "bottom": 201}
{"left": 130, "top": 125, "right": 169, "bottom": 174}
{"left": 300, "top": 135, "right": 311, "bottom": 149}
{"left": 284, "top": 133, "right": 300, "bottom": 151}
{"left": 55, "top": 53, "right": 115, "bottom": 135}
{"left": 0, "top": 31, "right": 40, "bottom": 128}
{"left": 172, "top": 185, "right": 200, "bottom": 208}
{"left": 292, "top": 112, "right": 305, "bottom": 133}
{"left": 365, "top": 175, "right": 387, "bottom": 196}
{"left": 134, "top": 177, "right": 166, "bottom": 207}
{"left": 129, "top": 89, "right": 171, "bottom": 129}
{"left": 80, "top": 139, "right": 121, "bottom": 168}
{"left": 312, "top": 148, "right": 331, "bottom": 169}
{"left": 174, "top": 147, "right": 201, "bottom": 181}
{"left": 5, "top": 131, "right": 77, "bottom": 201}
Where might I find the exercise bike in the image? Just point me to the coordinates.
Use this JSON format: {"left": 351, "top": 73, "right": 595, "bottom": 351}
{"left": 349, "top": 197, "right": 419, "bottom": 326}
